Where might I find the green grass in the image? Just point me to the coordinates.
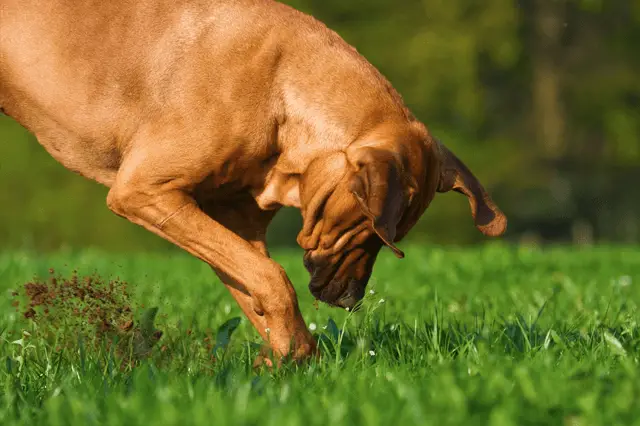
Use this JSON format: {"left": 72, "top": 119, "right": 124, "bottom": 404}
{"left": 1, "top": 243, "right": 639, "bottom": 426}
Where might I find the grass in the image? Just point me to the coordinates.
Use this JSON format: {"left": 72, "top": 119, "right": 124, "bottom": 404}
{"left": 1, "top": 243, "right": 639, "bottom": 426}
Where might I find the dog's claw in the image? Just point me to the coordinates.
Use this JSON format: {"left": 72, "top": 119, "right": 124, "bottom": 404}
{"left": 252, "top": 345, "right": 278, "bottom": 370}
{"left": 252, "top": 342, "right": 321, "bottom": 370}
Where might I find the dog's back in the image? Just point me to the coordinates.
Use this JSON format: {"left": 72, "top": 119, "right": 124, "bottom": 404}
{"left": 0, "top": 0, "right": 279, "bottom": 130}
{"left": 0, "top": 0, "right": 412, "bottom": 184}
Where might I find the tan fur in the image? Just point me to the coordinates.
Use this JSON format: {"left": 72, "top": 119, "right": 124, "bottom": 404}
{"left": 0, "top": 0, "right": 507, "bottom": 365}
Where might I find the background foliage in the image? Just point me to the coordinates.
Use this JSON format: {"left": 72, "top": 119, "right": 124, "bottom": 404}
{"left": 1, "top": 0, "right": 638, "bottom": 251}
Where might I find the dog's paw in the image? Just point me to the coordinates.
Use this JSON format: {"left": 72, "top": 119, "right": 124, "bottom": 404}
{"left": 252, "top": 345, "right": 278, "bottom": 370}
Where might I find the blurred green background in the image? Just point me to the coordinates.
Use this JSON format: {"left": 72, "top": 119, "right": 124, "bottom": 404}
{"left": 1, "top": 0, "right": 638, "bottom": 252}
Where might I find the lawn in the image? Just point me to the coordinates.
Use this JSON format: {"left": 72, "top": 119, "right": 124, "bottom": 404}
{"left": 1, "top": 243, "right": 639, "bottom": 426}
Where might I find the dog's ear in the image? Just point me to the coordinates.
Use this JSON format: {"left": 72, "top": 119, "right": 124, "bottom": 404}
{"left": 435, "top": 140, "right": 507, "bottom": 237}
{"left": 348, "top": 147, "right": 414, "bottom": 259}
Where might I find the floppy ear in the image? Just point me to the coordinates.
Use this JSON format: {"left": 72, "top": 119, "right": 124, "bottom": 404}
{"left": 348, "top": 147, "right": 413, "bottom": 259}
{"left": 435, "top": 140, "right": 507, "bottom": 237}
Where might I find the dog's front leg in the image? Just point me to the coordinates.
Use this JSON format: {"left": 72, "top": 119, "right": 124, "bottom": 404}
{"left": 199, "top": 195, "right": 318, "bottom": 367}
{"left": 106, "top": 159, "right": 317, "bottom": 364}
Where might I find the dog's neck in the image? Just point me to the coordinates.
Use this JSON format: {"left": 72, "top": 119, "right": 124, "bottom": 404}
{"left": 248, "top": 31, "right": 430, "bottom": 212}
{"left": 251, "top": 113, "right": 430, "bottom": 215}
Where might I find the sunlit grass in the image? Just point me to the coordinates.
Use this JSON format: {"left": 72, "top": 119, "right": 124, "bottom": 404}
{"left": 1, "top": 244, "right": 639, "bottom": 425}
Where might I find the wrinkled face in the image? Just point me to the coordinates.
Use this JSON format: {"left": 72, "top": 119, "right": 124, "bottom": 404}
{"left": 296, "top": 135, "right": 507, "bottom": 311}
{"left": 299, "top": 186, "right": 396, "bottom": 310}
{"left": 297, "top": 149, "right": 419, "bottom": 310}
{"left": 300, "top": 181, "right": 392, "bottom": 310}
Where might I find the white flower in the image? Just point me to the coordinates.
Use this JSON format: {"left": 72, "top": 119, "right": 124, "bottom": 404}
{"left": 309, "top": 323, "right": 317, "bottom": 331}
{"left": 369, "top": 289, "right": 375, "bottom": 295}
{"left": 369, "top": 350, "right": 376, "bottom": 356}
{"left": 378, "top": 298, "right": 385, "bottom": 304}
{"left": 265, "top": 328, "right": 271, "bottom": 334}
{"left": 619, "top": 276, "right": 632, "bottom": 287}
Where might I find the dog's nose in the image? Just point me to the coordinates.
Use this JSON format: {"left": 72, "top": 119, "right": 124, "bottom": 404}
{"left": 336, "top": 292, "right": 358, "bottom": 310}
{"left": 334, "top": 279, "right": 366, "bottom": 311}
{"left": 335, "top": 292, "right": 365, "bottom": 312}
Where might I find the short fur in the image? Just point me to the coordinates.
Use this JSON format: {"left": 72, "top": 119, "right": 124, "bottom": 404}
{"left": 0, "top": 0, "right": 507, "bottom": 365}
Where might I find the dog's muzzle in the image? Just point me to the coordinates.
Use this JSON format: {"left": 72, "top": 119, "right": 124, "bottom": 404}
{"left": 310, "top": 277, "right": 366, "bottom": 310}
{"left": 304, "top": 252, "right": 368, "bottom": 310}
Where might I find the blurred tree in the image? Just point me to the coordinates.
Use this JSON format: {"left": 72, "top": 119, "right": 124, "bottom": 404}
{"left": 1, "top": 0, "right": 638, "bottom": 251}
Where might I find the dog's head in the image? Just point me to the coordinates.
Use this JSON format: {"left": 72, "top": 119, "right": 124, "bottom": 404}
{"left": 296, "top": 124, "right": 507, "bottom": 310}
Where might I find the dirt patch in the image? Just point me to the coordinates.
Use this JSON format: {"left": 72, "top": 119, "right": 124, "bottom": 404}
{"left": 11, "top": 269, "right": 163, "bottom": 367}
{"left": 8, "top": 268, "right": 248, "bottom": 373}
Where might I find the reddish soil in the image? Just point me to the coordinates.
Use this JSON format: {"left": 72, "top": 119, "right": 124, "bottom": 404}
{"left": 12, "top": 269, "right": 162, "bottom": 366}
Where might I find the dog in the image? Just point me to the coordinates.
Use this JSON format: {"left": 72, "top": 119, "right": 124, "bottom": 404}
{"left": 0, "top": 0, "right": 507, "bottom": 365}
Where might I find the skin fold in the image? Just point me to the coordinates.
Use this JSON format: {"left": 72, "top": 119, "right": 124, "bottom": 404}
{"left": 0, "top": 0, "right": 507, "bottom": 365}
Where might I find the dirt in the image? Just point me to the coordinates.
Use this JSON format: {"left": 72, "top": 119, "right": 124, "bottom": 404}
{"left": 11, "top": 268, "right": 163, "bottom": 367}
{"left": 8, "top": 268, "right": 241, "bottom": 373}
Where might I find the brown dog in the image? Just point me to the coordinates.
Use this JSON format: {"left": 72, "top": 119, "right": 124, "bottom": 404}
{"left": 0, "top": 0, "right": 507, "bottom": 364}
